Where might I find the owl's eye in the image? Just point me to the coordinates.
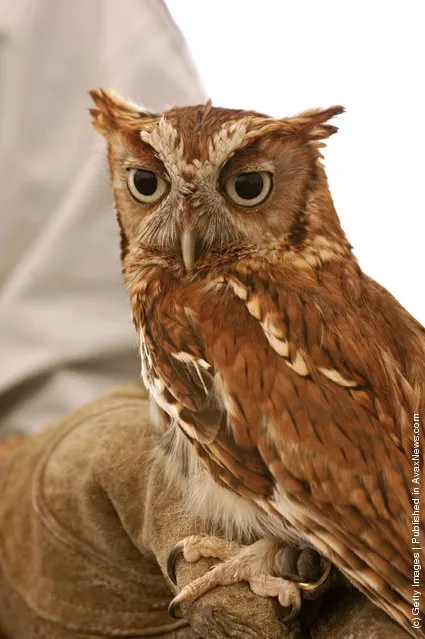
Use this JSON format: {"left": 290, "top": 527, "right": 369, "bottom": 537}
{"left": 127, "top": 169, "right": 167, "bottom": 203}
{"left": 224, "top": 171, "right": 272, "bottom": 207}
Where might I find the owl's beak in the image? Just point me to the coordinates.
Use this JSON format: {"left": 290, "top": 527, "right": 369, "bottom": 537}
{"left": 181, "top": 230, "right": 196, "bottom": 272}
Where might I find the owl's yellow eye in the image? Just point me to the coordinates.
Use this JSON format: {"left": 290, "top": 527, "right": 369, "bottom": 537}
{"left": 224, "top": 171, "right": 272, "bottom": 207}
{"left": 127, "top": 169, "right": 167, "bottom": 203}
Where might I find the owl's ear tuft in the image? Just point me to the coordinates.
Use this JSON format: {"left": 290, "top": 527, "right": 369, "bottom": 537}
{"left": 89, "top": 89, "right": 158, "bottom": 136}
{"left": 282, "top": 105, "right": 345, "bottom": 141}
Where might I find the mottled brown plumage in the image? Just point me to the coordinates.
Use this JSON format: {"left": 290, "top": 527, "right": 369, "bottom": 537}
{"left": 90, "top": 89, "right": 424, "bottom": 635}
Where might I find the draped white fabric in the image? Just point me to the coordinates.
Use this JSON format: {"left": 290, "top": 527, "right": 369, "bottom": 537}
{"left": 0, "top": 0, "right": 205, "bottom": 434}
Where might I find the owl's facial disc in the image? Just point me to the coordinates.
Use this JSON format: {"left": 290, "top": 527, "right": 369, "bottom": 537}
{"left": 90, "top": 91, "right": 345, "bottom": 271}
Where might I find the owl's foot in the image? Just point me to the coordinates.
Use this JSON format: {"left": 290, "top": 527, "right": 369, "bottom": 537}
{"left": 166, "top": 535, "right": 331, "bottom": 622}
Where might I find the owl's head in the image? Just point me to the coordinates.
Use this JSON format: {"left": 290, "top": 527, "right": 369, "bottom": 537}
{"left": 90, "top": 90, "right": 348, "bottom": 272}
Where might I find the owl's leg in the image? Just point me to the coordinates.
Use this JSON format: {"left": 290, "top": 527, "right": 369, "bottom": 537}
{"left": 166, "top": 535, "right": 331, "bottom": 621}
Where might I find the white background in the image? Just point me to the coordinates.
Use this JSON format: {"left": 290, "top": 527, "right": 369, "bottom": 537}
{"left": 167, "top": 0, "right": 424, "bottom": 325}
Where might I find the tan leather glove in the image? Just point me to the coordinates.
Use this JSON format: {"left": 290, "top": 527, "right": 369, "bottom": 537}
{"left": 0, "top": 385, "right": 409, "bottom": 639}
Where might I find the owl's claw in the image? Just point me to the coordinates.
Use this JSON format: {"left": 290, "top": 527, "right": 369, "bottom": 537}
{"left": 276, "top": 601, "right": 300, "bottom": 624}
{"left": 165, "top": 535, "right": 317, "bottom": 620}
{"left": 167, "top": 540, "right": 185, "bottom": 585}
{"left": 168, "top": 597, "right": 183, "bottom": 619}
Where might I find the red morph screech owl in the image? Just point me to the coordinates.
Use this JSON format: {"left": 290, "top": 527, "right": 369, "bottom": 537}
{"left": 90, "top": 89, "right": 424, "bottom": 637}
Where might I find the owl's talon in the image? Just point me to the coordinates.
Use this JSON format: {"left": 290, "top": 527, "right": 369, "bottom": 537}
{"left": 166, "top": 535, "right": 307, "bottom": 621}
{"left": 277, "top": 603, "right": 299, "bottom": 624}
{"left": 168, "top": 597, "right": 183, "bottom": 619}
{"left": 166, "top": 541, "right": 184, "bottom": 585}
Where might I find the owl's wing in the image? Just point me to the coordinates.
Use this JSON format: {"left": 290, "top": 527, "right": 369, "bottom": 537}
{"left": 198, "top": 261, "right": 424, "bottom": 636}
{"left": 138, "top": 262, "right": 424, "bottom": 635}
{"left": 137, "top": 272, "right": 274, "bottom": 496}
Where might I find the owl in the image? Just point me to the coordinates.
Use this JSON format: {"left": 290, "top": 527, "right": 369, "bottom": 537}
{"left": 90, "top": 89, "right": 424, "bottom": 636}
